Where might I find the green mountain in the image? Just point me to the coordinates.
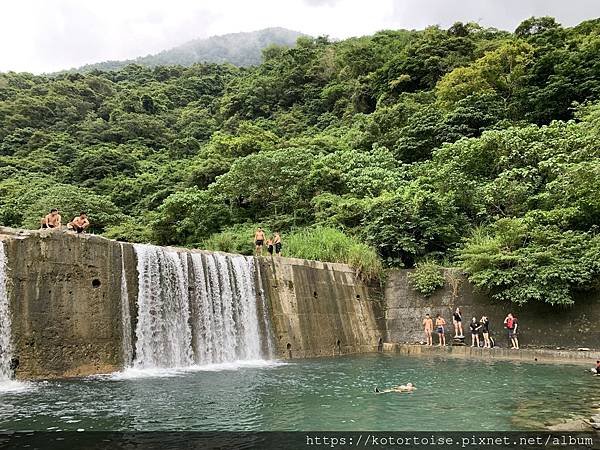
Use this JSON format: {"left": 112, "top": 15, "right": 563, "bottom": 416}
{"left": 73, "top": 27, "right": 305, "bottom": 72}
{"left": 3, "top": 17, "right": 600, "bottom": 306}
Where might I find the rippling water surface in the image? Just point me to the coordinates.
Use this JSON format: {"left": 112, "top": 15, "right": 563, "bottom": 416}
{"left": 0, "top": 354, "right": 597, "bottom": 431}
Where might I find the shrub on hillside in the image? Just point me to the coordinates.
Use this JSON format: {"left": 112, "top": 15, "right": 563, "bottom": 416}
{"left": 408, "top": 260, "right": 445, "bottom": 296}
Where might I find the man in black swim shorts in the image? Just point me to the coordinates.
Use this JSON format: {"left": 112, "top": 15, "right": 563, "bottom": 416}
{"left": 254, "top": 227, "right": 266, "bottom": 256}
{"left": 273, "top": 232, "right": 282, "bottom": 256}
{"left": 67, "top": 212, "right": 90, "bottom": 234}
{"left": 40, "top": 208, "right": 61, "bottom": 229}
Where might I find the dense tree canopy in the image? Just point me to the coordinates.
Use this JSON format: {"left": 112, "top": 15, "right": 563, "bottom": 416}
{"left": 2, "top": 17, "right": 600, "bottom": 305}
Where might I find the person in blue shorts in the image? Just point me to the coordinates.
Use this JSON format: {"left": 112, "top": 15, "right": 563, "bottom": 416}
{"left": 435, "top": 314, "right": 446, "bottom": 346}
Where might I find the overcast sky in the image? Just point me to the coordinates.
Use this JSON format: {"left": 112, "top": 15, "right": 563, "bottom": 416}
{"left": 1, "top": 0, "right": 599, "bottom": 73}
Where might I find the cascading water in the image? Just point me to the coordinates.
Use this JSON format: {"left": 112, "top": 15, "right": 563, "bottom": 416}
{"left": 132, "top": 244, "right": 272, "bottom": 370}
{"left": 120, "top": 243, "right": 133, "bottom": 367}
{"left": 0, "top": 242, "right": 14, "bottom": 381}
{"left": 133, "top": 244, "right": 193, "bottom": 368}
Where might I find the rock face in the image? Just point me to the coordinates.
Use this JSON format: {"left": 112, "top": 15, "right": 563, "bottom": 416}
{"left": 385, "top": 269, "right": 600, "bottom": 348}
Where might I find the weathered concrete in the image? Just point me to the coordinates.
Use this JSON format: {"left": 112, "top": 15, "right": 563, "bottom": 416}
{"left": 383, "top": 343, "right": 600, "bottom": 366}
{"left": 385, "top": 269, "right": 600, "bottom": 350}
{"left": 0, "top": 228, "right": 387, "bottom": 378}
{"left": 0, "top": 227, "right": 132, "bottom": 378}
{"left": 258, "top": 256, "right": 386, "bottom": 359}
{"left": 1, "top": 227, "right": 599, "bottom": 379}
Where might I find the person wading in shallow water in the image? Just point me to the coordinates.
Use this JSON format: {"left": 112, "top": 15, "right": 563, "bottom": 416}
{"left": 67, "top": 212, "right": 90, "bottom": 234}
{"left": 254, "top": 227, "right": 266, "bottom": 256}
{"left": 435, "top": 314, "right": 446, "bottom": 346}
{"left": 40, "top": 208, "right": 62, "bottom": 229}
{"left": 423, "top": 314, "right": 434, "bottom": 346}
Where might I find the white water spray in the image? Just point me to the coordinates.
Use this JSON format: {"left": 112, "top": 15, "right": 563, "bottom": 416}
{"left": 131, "top": 245, "right": 272, "bottom": 369}
{"left": 0, "top": 242, "right": 14, "bottom": 381}
{"left": 120, "top": 243, "right": 133, "bottom": 367}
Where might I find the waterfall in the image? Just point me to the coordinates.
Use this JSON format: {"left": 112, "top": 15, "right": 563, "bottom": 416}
{"left": 132, "top": 244, "right": 270, "bottom": 369}
{"left": 0, "top": 242, "right": 13, "bottom": 380}
{"left": 133, "top": 244, "right": 193, "bottom": 368}
{"left": 120, "top": 244, "right": 133, "bottom": 367}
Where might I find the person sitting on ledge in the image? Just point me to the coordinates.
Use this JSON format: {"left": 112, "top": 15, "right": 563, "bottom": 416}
{"left": 40, "top": 208, "right": 61, "bottom": 229}
{"left": 375, "top": 383, "right": 416, "bottom": 393}
{"left": 67, "top": 212, "right": 90, "bottom": 234}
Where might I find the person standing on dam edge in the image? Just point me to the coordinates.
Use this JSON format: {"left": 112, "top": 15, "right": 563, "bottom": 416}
{"left": 254, "top": 227, "right": 266, "bottom": 256}
{"left": 435, "top": 314, "right": 446, "bottom": 346}
{"left": 453, "top": 307, "right": 463, "bottom": 338}
{"left": 273, "top": 232, "right": 282, "bottom": 256}
{"left": 423, "top": 314, "right": 433, "bottom": 346}
{"left": 504, "top": 313, "right": 519, "bottom": 349}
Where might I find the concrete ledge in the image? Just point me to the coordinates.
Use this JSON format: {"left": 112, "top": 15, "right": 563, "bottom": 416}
{"left": 383, "top": 343, "right": 600, "bottom": 366}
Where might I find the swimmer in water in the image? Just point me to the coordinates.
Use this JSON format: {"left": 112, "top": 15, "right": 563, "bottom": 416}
{"left": 374, "top": 383, "right": 416, "bottom": 393}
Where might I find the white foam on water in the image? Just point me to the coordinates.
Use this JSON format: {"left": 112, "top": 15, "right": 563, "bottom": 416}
{"left": 0, "top": 380, "right": 36, "bottom": 394}
{"left": 104, "top": 360, "right": 287, "bottom": 380}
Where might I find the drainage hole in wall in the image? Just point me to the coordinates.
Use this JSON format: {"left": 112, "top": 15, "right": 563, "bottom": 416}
{"left": 313, "top": 291, "right": 318, "bottom": 299}
{"left": 286, "top": 343, "right": 292, "bottom": 350}
{"left": 92, "top": 279, "right": 101, "bottom": 288}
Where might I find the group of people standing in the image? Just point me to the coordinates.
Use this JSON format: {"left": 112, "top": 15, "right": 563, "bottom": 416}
{"left": 40, "top": 209, "right": 90, "bottom": 234}
{"left": 422, "top": 308, "right": 520, "bottom": 349}
{"left": 254, "top": 227, "right": 282, "bottom": 256}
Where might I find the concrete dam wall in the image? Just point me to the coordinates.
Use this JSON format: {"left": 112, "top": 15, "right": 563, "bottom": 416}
{"left": 385, "top": 270, "right": 600, "bottom": 349}
{"left": 0, "top": 228, "right": 386, "bottom": 379}
{"left": 1, "top": 228, "right": 598, "bottom": 380}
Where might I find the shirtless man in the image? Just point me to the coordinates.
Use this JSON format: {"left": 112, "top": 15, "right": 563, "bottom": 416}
{"left": 273, "top": 232, "right": 282, "bottom": 256}
{"left": 40, "top": 209, "right": 62, "bottom": 229}
{"left": 375, "top": 383, "right": 416, "bottom": 393}
{"left": 435, "top": 314, "right": 446, "bottom": 346}
{"left": 68, "top": 212, "right": 90, "bottom": 234}
{"left": 423, "top": 314, "right": 434, "bottom": 346}
{"left": 254, "top": 227, "right": 266, "bottom": 256}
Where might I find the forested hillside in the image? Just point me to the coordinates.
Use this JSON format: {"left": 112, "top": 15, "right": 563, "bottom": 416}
{"left": 1, "top": 17, "right": 600, "bottom": 305}
{"left": 71, "top": 28, "right": 304, "bottom": 72}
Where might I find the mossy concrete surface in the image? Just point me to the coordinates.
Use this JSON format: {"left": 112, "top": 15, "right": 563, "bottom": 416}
{"left": 383, "top": 343, "right": 599, "bottom": 366}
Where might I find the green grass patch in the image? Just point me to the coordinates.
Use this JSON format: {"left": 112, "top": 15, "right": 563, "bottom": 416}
{"left": 284, "top": 227, "right": 382, "bottom": 280}
{"left": 199, "top": 225, "right": 382, "bottom": 280}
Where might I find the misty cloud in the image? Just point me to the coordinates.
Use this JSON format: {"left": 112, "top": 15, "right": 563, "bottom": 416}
{"left": 302, "top": 0, "right": 343, "bottom": 7}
